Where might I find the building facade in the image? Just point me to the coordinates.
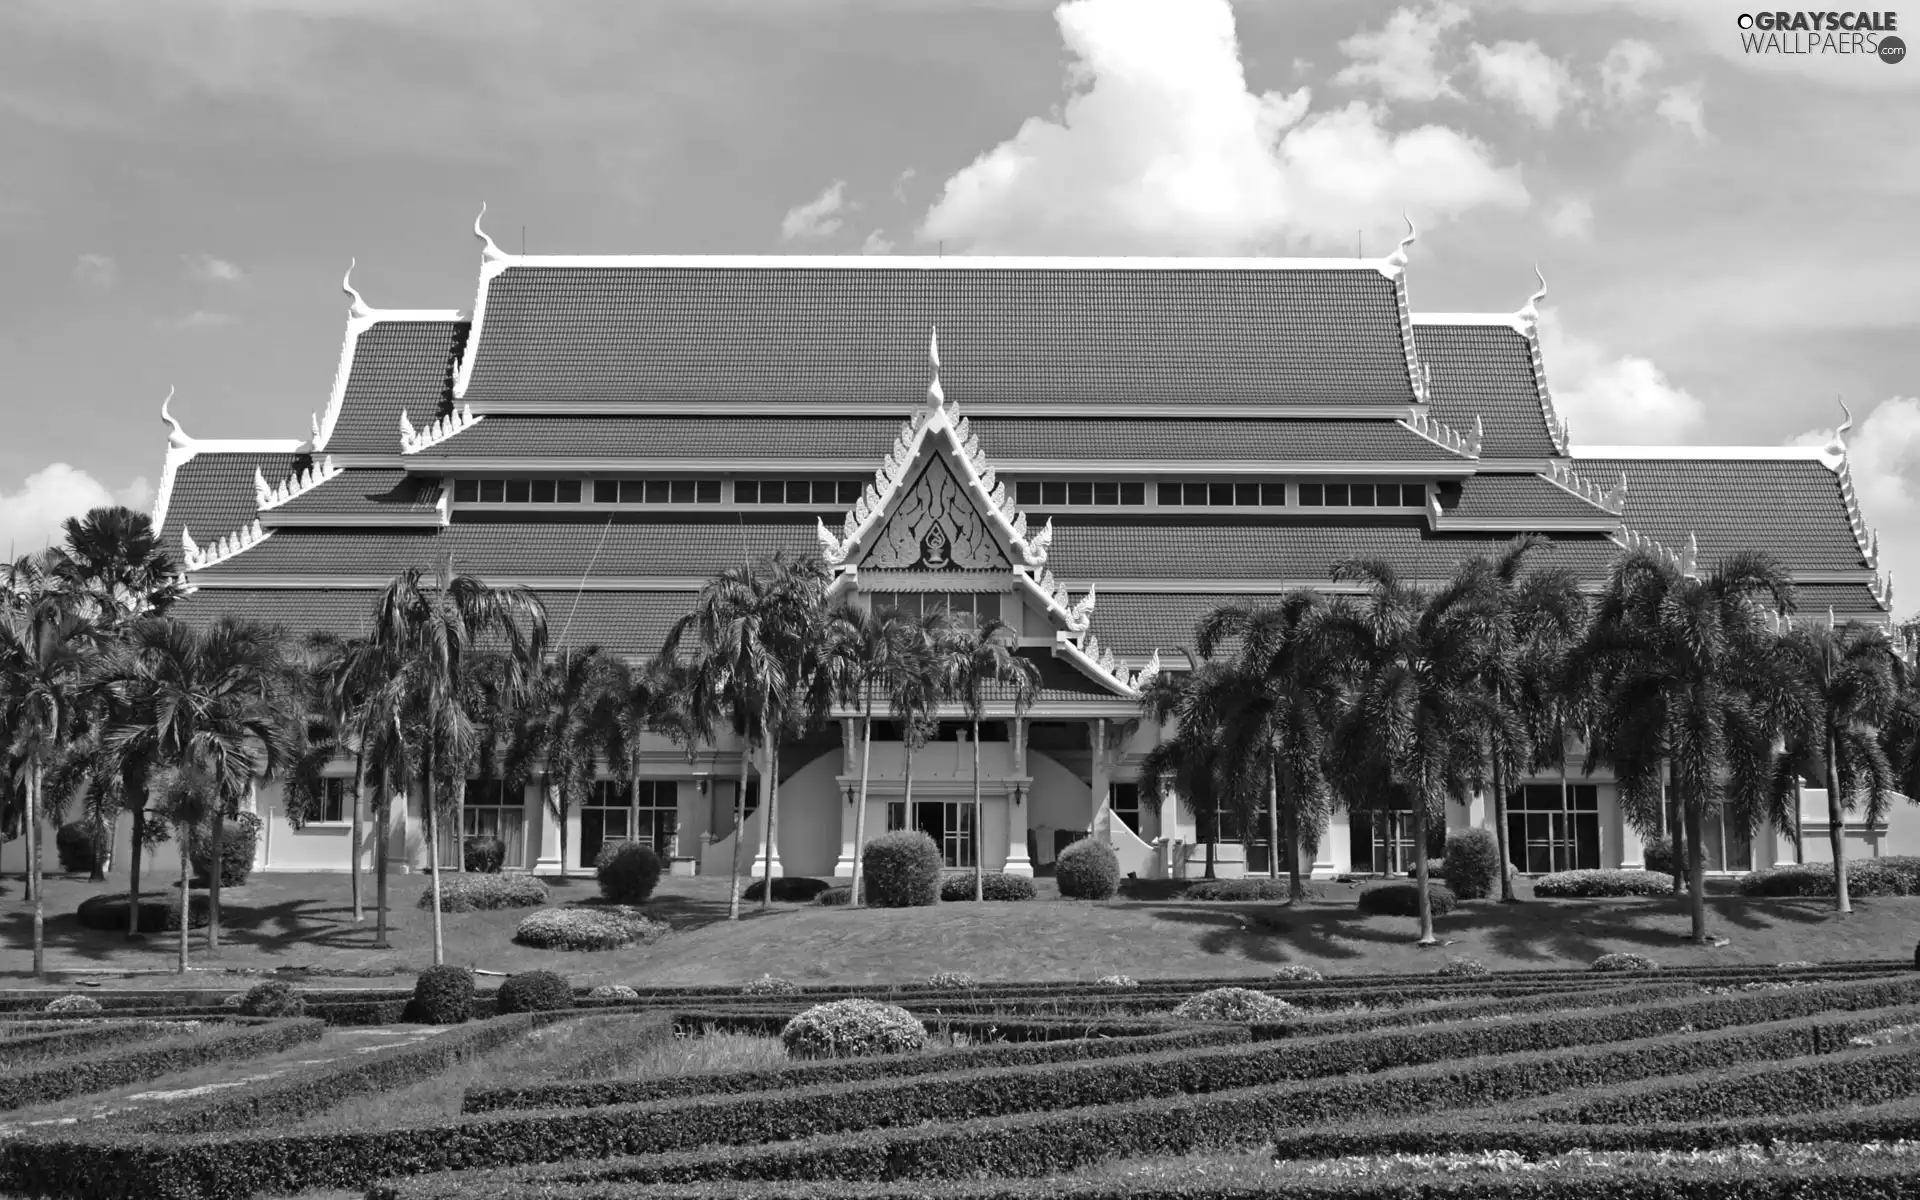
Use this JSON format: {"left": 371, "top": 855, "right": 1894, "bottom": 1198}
{"left": 136, "top": 217, "right": 1912, "bottom": 881}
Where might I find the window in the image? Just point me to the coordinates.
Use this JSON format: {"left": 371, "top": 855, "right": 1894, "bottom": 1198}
{"left": 1155, "top": 481, "right": 1289, "bottom": 506}
{"left": 1299, "top": 482, "right": 1425, "bottom": 508}
{"left": 1506, "top": 784, "right": 1601, "bottom": 874}
{"left": 887, "top": 801, "right": 907, "bottom": 832}
{"left": 455, "top": 478, "right": 584, "bottom": 505}
{"left": 636, "top": 781, "right": 678, "bottom": 854}
{"left": 317, "top": 777, "right": 348, "bottom": 824}
{"left": 441, "top": 779, "right": 524, "bottom": 871}
{"left": 1347, "top": 806, "right": 1447, "bottom": 875}
{"left": 580, "top": 780, "right": 631, "bottom": 867}
{"left": 1110, "top": 783, "right": 1141, "bottom": 836}
{"left": 871, "top": 592, "right": 996, "bottom": 623}
{"left": 1013, "top": 480, "right": 1148, "bottom": 508}
{"left": 571, "top": 478, "right": 726, "bottom": 506}
{"left": 735, "top": 479, "right": 864, "bottom": 505}
{"left": 1694, "top": 807, "right": 1754, "bottom": 873}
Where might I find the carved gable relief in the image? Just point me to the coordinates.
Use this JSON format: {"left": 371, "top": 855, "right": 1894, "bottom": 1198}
{"left": 860, "top": 455, "right": 1009, "bottom": 572}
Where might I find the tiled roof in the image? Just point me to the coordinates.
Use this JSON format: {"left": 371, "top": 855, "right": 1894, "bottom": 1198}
{"left": 462, "top": 265, "right": 1416, "bottom": 406}
{"left": 322, "top": 321, "right": 465, "bottom": 455}
{"left": 158, "top": 451, "right": 300, "bottom": 561}
{"left": 414, "top": 415, "right": 1467, "bottom": 463}
{"left": 1416, "top": 324, "right": 1558, "bottom": 459}
{"left": 1089, "top": 593, "right": 1292, "bottom": 656}
{"left": 172, "top": 588, "right": 698, "bottom": 658}
{"left": 1790, "top": 582, "right": 1889, "bottom": 615}
{"left": 269, "top": 468, "right": 440, "bottom": 517}
{"left": 1441, "top": 473, "right": 1608, "bottom": 520}
{"left": 1578, "top": 457, "right": 1868, "bottom": 573}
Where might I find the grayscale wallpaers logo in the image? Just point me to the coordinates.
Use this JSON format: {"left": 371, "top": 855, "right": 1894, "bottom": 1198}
{"left": 1736, "top": 11, "right": 1904, "bottom": 60}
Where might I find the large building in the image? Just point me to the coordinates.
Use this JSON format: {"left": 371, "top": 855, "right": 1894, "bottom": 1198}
{"left": 144, "top": 215, "right": 1912, "bottom": 881}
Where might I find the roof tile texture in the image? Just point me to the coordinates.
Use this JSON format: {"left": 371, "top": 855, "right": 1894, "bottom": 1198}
{"left": 1442, "top": 473, "right": 1608, "bottom": 520}
{"left": 1580, "top": 457, "right": 1868, "bottom": 573}
{"left": 322, "top": 320, "right": 465, "bottom": 455}
{"left": 1416, "top": 324, "right": 1558, "bottom": 460}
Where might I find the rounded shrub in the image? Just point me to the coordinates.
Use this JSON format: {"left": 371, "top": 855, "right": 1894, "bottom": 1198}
{"left": 77, "top": 892, "right": 207, "bottom": 935}
{"left": 813, "top": 885, "right": 855, "bottom": 907}
{"left": 742, "top": 974, "right": 801, "bottom": 997}
{"left": 1357, "top": 881, "right": 1458, "bottom": 919}
{"left": 1740, "top": 858, "right": 1920, "bottom": 899}
{"left": 1185, "top": 878, "right": 1295, "bottom": 902}
{"left": 781, "top": 999, "right": 927, "bottom": 1060}
{"left": 860, "top": 830, "right": 943, "bottom": 908}
{"left": 595, "top": 842, "right": 663, "bottom": 905}
{"left": 924, "top": 971, "right": 978, "bottom": 990}
{"left": 55, "top": 822, "right": 103, "bottom": 876}
{"left": 1055, "top": 837, "right": 1121, "bottom": 900}
{"left": 513, "top": 906, "right": 668, "bottom": 951}
{"left": 939, "top": 872, "right": 1036, "bottom": 902}
{"left": 1534, "top": 869, "right": 1677, "bottom": 898}
{"left": 1096, "top": 974, "right": 1139, "bottom": 988}
{"left": 410, "top": 965, "right": 474, "bottom": 1025}
{"left": 421, "top": 873, "right": 549, "bottom": 913}
{"left": 1171, "top": 987, "right": 1296, "bottom": 1023}
{"left": 1437, "top": 958, "right": 1491, "bottom": 978}
{"left": 44, "top": 994, "right": 102, "bottom": 1013}
{"left": 587, "top": 984, "right": 640, "bottom": 1001}
{"left": 188, "top": 811, "right": 261, "bottom": 888}
{"left": 1441, "top": 828, "right": 1503, "bottom": 900}
{"left": 1271, "top": 964, "right": 1324, "bottom": 982}
{"left": 741, "top": 877, "right": 834, "bottom": 904}
{"left": 1643, "top": 835, "right": 1683, "bottom": 877}
{"left": 463, "top": 836, "right": 506, "bottom": 874}
{"left": 238, "top": 980, "right": 305, "bottom": 1017}
{"left": 498, "top": 970, "right": 574, "bottom": 1014}
{"left": 1592, "top": 951, "right": 1660, "bottom": 973}
{"left": 221, "top": 993, "right": 245, "bottom": 1008}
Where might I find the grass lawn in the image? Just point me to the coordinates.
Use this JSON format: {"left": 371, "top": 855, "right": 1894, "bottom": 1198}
{"left": 3, "top": 864, "right": 1915, "bottom": 991}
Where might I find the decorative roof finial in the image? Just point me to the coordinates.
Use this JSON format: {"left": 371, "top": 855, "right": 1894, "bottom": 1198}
{"left": 1837, "top": 397, "right": 1854, "bottom": 440}
{"left": 342, "top": 257, "right": 373, "bottom": 319}
{"left": 474, "top": 202, "right": 506, "bottom": 264}
{"left": 927, "top": 323, "right": 945, "bottom": 407}
{"left": 161, "top": 385, "right": 191, "bottom": 449}
{"left": 1519, "top": 264, "right": 1548, "bottom": 324}
{"left": 1385, "top": 212, "right": 1416, "bottom": 269}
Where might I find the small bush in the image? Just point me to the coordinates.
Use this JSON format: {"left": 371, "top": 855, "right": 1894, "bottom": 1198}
{"left": 741, "top": 877, "right": 833, "bottom": 903}
{"left": 781, "top": 999, "right": 926, "bottom": 1059}
{"left": 1271, "top": 964, "right": 1324, "bottom": 982}
{"left": 498, "top": 970, "right": 574, "bottom": 1014}
{"left": 420, "top": 873, "right": 549, "bottom": 913}
{"left": 742, "top": 975, "right": 800, "bottom": 997}
{"left": 1184, "top": 878, "right": 1295, "bottom": 901}
{"left": 238, "top": 981, "right": 305, "bottom": 1017}
{"left": 1533, "top": 868, "right": 1677, "bottom": 898}
{"left": 1437, "top": 958, "right": 1491, "bottom": 977}
{"left": 813, "top": 885, "right": 854, "bottom": 907}
{"left": 1740, "top": 858, "right": 1920, "bottom": 899}
{"left": 1441, "top": 828, "right": 1502, "bottom": 900}
{"left": 513, "top": 906, "right": 668, "bottom": 951}
{"left": 925, "top": 971, "right": 978, "bottom": 990}
{"left": 187, "top": 810, "right": 261, "bottom": 888}
{"left": 1055, "top": 837, "right": 1121, "bottom": 900}
{"left": 221, "top": 992, "right": 245, "bottom": 1008}
{"left": 1592, "top": 951, "right": 1660, "bottom": 972}
{"left": 1171, "top": 986, "right": 1296, "bottom": 1023}
{"left": 76, "top": 891, "right": 208, "bottom": 934}
{"left": 595, "top": 842, "right": 663, "bottom": 905}
{"left": 44, "top": 994, "right": 102, "bottom": 1013}
{"left": 860, "top": 830, "right": 943, "bottom": 908}
{"left": 587, "top": 985, "right": 639, "bottom": 1001}
{"left": 55, "top": 822, "right": 103, "bottom": 875}
{"left": 1643, "top": 834, "right": 1684, "bottom": 876}
{"left": 463, "top": 836, "right": 506, "bottom": 874}
{"left": 939, "top": 871, "right": 1036, "bottom": 902}
{"left": 410, "top": 965, "right": 474, "bottom": 1025}
{"left": 1357, "top": 881, "right": 1458, "bottom": 919}
{"left": 1096, "top": 974, "right": 1139, "bottom": 988}
{"left": 1777, "top": 961, "right": 1816, "bottom": 971}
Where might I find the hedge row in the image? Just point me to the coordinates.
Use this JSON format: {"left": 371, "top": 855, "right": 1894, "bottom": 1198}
{"left": 0, "top": 1019, "right": 188, "bottom": 1067}
{"left": 356, "top": 1007, "right": 1920, "bottom": 1197}
{"left": 464, "top": 1025, "right": 1253, "bottom": 1113}
{"left": 6, "top": 979, "right": 1910, "bottom": 1199}
{"left": 0, "top": 1017, "right": 322, "bottom": 1112}
{"left": 668, "top": 1008, "right": 1197, "bottom": 1042}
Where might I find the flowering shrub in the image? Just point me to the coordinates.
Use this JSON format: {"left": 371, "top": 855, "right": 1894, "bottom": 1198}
{"left": 1436, "top": 957, "right": 1490, "bottom": 978}
{"left": 1741, "top": 858, "right": 1920, "bottom": 898}
{"left": 1532, "top": 868, "right": 1676, "bottom": 898}
{"left": 742, "top": 974, "right": 800, "bottom": 996}
{"left": 512, "top": 906, "right": 669, "bottom": 951}
{"left": 1095, "top": 974, "right": 1139, "bottom": 988}
{"left": 419, "top": 874, "right": 549, "bottom": 913}
{"left": 43, "top": 994, "right": 101, "bottom": 1013}
{"left": 780, "top": 999, "right": 926, "bottom": 1059}
{"left": 586, "top": 984, "right": 639, "bottom": 1001}
{"left": 1292, "top": 1142, "right": 1920, "bottom": 1180}
{"left": 1271, "top": 964, "right": 1324, "bottom": 982}
{"left": 924, "top": 971, "right": 978, "bottom": 990}
{"left": 1592, "top": 951, "right": 1660, "bottom": 972}
{"left": 238, "top": 980, "right": 305, "bottom": 1017}
{"left": 1170, "top": 987, "right": 1296, "bottom": 1023}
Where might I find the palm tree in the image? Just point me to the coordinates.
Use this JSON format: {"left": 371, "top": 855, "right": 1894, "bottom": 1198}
{"left": 819, "top": 601, "right": 927, "bottom": 907}
{"left": 1322, "top": 559, "right": 1495, "bottom": 946}
{"left": 1, "top": 597, "right": 98, "bottom": 975}
{"left": 945, "top": 617, "right": 1039, "bottom": 900}
{"left": 1137, "top": 660, "right": 1244, "bottom": 880}
{"left": 1196, "top": 594, "right": 1344, "bottom": 901}
{"left": 285, "top": 632, "right": 385, "bottom": 921}
{"left": 891, "top": 608, "right": 951, "bottom": 832}
{"left": 153, "top": 766, "right": 210, "bottom": 972}
{"left": 505, "top": 648, "right": 633, "bottom": 878}
{"left": 367, "top": 564, "right": 546, "bottom": 965}
{"left": 55, "top": 506, "right": 184, "bottom": 625}
{"left": 1575, "top": 549, "right": 1796, "bottom": 943}
{"left": 1772, "top": 618, "right": 1900, "bottom": 913}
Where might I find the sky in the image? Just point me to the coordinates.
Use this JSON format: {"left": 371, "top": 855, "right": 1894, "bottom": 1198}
{"left": 0, "top": 0, "right": 1914, "bottom": 608}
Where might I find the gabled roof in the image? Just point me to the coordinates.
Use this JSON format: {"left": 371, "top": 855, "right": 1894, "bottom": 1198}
{"left": 1416, "top": 323, "right": 1560, "bottom": 459}
{"left": 259, "top": 468, "right": 444, "bottom": 527}
{"left": 314, "top": 319, "right": 466, "bottom": 456}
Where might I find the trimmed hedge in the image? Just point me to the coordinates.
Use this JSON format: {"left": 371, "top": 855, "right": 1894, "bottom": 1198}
{"left": 939, "top": 873, "right": 1036, "bottom": 902}
{"left": 588, "top": 985, "right": 640, "bottom": 1002}
{"left": 513, "top": 907, "right": 668, "bottom": 951}
{"left": 1357, "top": 881, "right": 1457, "bottom": 918}
{"left": 742, "top": 976, "right": 801, "bottom": 997}
{"left": 1436, "top": 958, "right": 1490, "bottom": 978}
{"left": 1269, "top": 964, "right": 1323, "bottom": 982}
{"left": 187, "top": 812, "right": 260, "bottom": 888}
{"left": 860, "top": 832, "right": 943, "bottom": 908}
{"left": 781, "top": 1000, "right": 926, "bottom": 1059}
{"left": 741, "top": 877, "right": 834, "bottom": 904}
{"left": 1593, "top": 952, "right": 1660, "bottom": 973}
{"left": 1441, "top": 828, "right": 1502, "bottom": 900}
{"left": 410, "top": 967, "right": 475, "bottom": 1026}
{"left": 420, "top": 874, "right": 549, "bottom": 913}
{"left": 44, "top": 994, "right": 102, "bottom": 1014}
{"left": 0, "top": 1017, "right": 321, "bottom": 1112}
{"left": 596, "top": 843, "right": 663, "bottom": 905}
{"left": 1740, "top": 857, "right": 1920, "bottom": 898}
{"left": 1532, "top": 869, "right": 1675, "bottom": 898}
{"left": 75, "top": 891, "right": 209, "bottom": 934}
{"left": 237, "top": 981, "right": 305, "bottom": 1018}
{"left": 1054, "top": 839, "right": 1119, "bottom": 901}
{"left": 1182, "top": 878, "right": 1295, "bottom": 902}
{"left": 0, "top": 1020, "right": 187, "bottom": 1067}
{"left": 497, "top": 972, "right": 574, "bottom": 1015}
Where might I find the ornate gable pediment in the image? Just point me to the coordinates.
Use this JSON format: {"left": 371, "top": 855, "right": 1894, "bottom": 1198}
{"left": 859, "top": 454, "right": 1010, "bottom": 572}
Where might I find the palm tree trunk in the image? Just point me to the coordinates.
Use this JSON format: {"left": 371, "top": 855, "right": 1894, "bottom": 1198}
{"left": 1411, "top": 801, "right": 1437, "bottom": 946}
{"left": 177, "top": 828, "right": 190, "bottom": 974}
{"left": 1791, "top": 775, "right": 1804, "bottom": 864}
{"left": 851, "top": 703, "right": 873, "bottom": 909}
{"left": 207, "top": 805, "right": 223, "bottom": 953}
{"left": 374, "top": 782, "right": 391, "bottom": 950}
{"left": 1280, "top": 764, "right": 1304, "bottom": 902}
{"left": 973, "top": 717, "right": 984, "bottom": 902}
{"left": 903, "top": 734, "right": 917, "bottom": 821}
{"left": 88, "top": 818, "right": 108, "bottom": 882}
{"left": 1826, "top": 734, "right": 1852, "bottom": 915}
{"left": 29, "top": 766, "right": 45, "bottom": 979}
{"left": 453, "top": 774, "right": 468, "bottom": 877}
{"left": 1267, "top": 756, "right": 1281, "bottom": 883}
{"left": 552, "top": 779, "right": 571, "bottom": 881}
{"left": 1684, "top": 797, "right": 1709, "bottom": 942}
{"left": 760, "top": 729, "right": 780, "bottom": 912}
{"left": 350, "top": 746, "right": 367, "bottom": 924}
{"left": 1492, "top": 748, "right": 1516, "bottom": 902}
{"left": 1665, "top": 766, "right": 1685, "bottom": 895}
{"left": 127, "top": 801, "right": 145, "bottom": 941}
{"left": 424, "top": 750, "right": 445, "bottom": 967}
{"left": 727, "top": 744, "right": 751, "bottom": 922}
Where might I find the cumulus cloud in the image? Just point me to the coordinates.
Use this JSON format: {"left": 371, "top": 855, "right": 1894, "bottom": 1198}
{"left": 1655, "top": 83, "right": 1706, "bottom": 138}
{"left": 1598, "top": 39, "right": 1661, "bottom": 106}
{"left": 1545, "top": 196, "right": 1594, "bottom": 240}
{"left": 0, "top": 465, "right": 153, "bottom": 558}
{"left": 1469, "top": 40, "right": 1581, "bottom": 128}
{"left": 917, "top": 0, "right": 1528, "bottom": 256}
{"left": 779, "top": 181, "right": 851, "bottom": 241}
{"left": 1334, "top": 1, "right": 1470, "bottom": 102}
{"left": 1537, "top": 308, "right": 1708, "bottom": 444}
{"left": 184, "top": 254, "right": 244, "bottom": 282}
{"left": 859, "top": 229, "right": 895, "bottom": 255}
{"left": 891, "top": 168, "right": 916, "bottom": 203}
{"left": 1790, "top": 397, "right": 1920, "bottom": 515}
{"left": 156, "top": 310, "right": 238, "bottom": 330}
{"left": 73, "top": 253, "right": 118, "bottom": 293}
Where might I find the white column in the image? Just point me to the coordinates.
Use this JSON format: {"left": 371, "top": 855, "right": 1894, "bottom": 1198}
{"left": 1089, "top": 719, "right": 1110, "bottom": 836}
{"left": 533, "top": 776, "right": 563, "bottom": 874}
{"left": 1003, "top": 718, "right": 1034, "bottom": 876}
{"left": 834, "top": 719, "right": 858, "bottom": 879}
